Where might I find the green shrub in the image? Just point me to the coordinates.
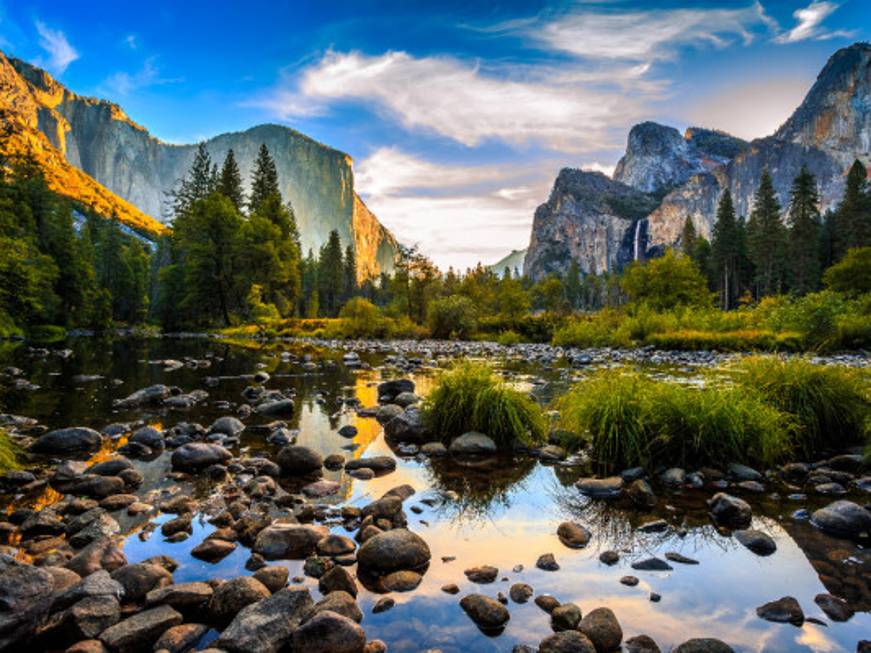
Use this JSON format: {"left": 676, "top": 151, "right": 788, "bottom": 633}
{"left": 555, "top": 368, "right": 793, "bottom": 469}
{"left": 336, "top": 297, "right": 391, "bottom": 338}
{"left": 423, "top": 361, "right": 546, "bottom": 448}
{"left": 478, "top": 314, "right": 560, "bottom": 343}
{"left": 824, "top": 247, "right": 871, "bottom": 295}
{"left": 0, "top": 430, "right": 19, "bottom": 472}
{"left": 0, "top": 310, "right": 23, "bottom": 339}
{"left": 620, "top": 250, "right": 712, "bottom": 310}
{"left": 645, "top": 329, "right": 801, "bottom": 352}
{"left": 27, "top": 324, "right": 66, "bottom": 342}
{"left": 732, "top": 356, "right": 870, "bottom": 456}
{"left": 496, "top": 330, "right": 522, "bottom": 346}
{"left": 552, "top": 310, "right": 630, "bottom": 348}
{"left": 427, "top": 296, "right": 478, "bottom": 339}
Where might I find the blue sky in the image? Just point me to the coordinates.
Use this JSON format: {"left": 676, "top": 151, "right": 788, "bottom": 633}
{"left": 1, "top": 1, "right": 868, "bottom": 269}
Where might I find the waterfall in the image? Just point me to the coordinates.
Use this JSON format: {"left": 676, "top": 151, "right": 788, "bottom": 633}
{"left": 633, "top": 220, "right": 642, "bottom": 261}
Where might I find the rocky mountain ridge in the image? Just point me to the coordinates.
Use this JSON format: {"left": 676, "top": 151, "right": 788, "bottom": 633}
{"left": 1, "top": 52, "right": 398, "bottom": 280}
{"left": 525, "top": 42, "right": 871, "bottom": 280}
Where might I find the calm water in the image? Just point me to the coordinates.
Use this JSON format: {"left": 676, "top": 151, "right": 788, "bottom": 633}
{"left": 1, "top": 337, "right": 869, "bottom": 653}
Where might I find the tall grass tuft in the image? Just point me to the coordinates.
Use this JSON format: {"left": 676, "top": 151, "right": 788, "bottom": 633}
{"left": 556, "top": 369, "right": 793, "bottom": 469}
{"left": 732, "top": 356, "right": 870, "bottom": 456}
{"left": 423, "top": 361, "right": 546, "bottom": 448}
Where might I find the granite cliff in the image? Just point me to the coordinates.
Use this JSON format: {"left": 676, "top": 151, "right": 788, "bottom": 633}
{"left": 525, "top": 42, "right": 871, "bottom": 280}
{"left": 1, "top": 51, "right": 397, "bottom": 279}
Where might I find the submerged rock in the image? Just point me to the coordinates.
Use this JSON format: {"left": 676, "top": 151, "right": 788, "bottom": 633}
{"left": 460, "top": 593, "right": 510, "bottom": 631}
{"left": 576, "top": 477, "right": 624, "bottom": 498}
{"left": 707, "top": 492, "right": 752, "bottom": 528}
{"left": 756, "top": 596, "right": 804, "bottom": 625}
{"left": 734, "top": 529, "right": 776, "bottom": 556}
{"left": 810, "top": 500, "right": 871, "bottom": 538}
{"left": 171, "top": 443, "right": 232, "bottom": 471}
{"left": 449, "top": 432, "right": 497, "bottom": 455}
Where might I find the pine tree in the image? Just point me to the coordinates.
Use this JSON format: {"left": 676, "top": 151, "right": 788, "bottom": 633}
{"left": 564, "top": 260, "right": 582, "bottom": 310}
{"left": 218, "top": 149, "right": 245, "bottom": 211}
{"left": 343, "top": 244, "right": 357, "bottom": 301}
{"left": 680, "top": 216, "right": 697, "bottom": 255}
{"left": 249, "top": 144, "right": 280, "bottom": 214}
{"left": 832, "top": 159, "right": 869, "bottom": 259}
{"left": 318, "top": 230, "right": 344, "bottom": 316}
{"left": 711, "top": 189, "right": 741, "bottom": 309}
{"left": 786, "top": 165, "right": 823, "bottom": 295}
{"left": 746, "top": 169, "right": 787, "bottom": 298}
{"left": 172, "top": 143, "right": 215, "bottom": 216}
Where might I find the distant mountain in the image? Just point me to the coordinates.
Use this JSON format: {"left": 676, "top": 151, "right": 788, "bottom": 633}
{"left": 0, "top": 51, "right": 398, "bottom": 280}
{"left": 524, "top": 42, "right": 871, "bottom": 280}
{"left": 488, "top": 249, "right": 527, "bottom": 276}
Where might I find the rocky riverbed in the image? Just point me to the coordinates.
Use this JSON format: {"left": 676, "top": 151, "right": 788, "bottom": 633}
{"left": 0, "top": 336, "right": 868, "bottom": 653}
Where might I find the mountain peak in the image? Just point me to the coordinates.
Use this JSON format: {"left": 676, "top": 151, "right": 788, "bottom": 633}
{"left": 774, "top": 42, "right": 871, "bottom": 160}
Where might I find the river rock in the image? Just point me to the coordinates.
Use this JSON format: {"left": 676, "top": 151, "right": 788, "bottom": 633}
{"left": 459, "top": 594, "right": 510, "bottom": 631}
{"left": 756, "top": 596, "right": 804, "bottom": 625}
{"left": 579, "top": 607, "right": 623, "bottom": 652}
{"left": 215, "top": 586, "right": 313, "bottom": 651}
{"left": 381, "top": 570, "right": 422, "bottom": 592}
{"left": 113, "top": 384, "right": 170, "bottom": 408}
{"left": 66, "top": 538, "right": 127, "bottom": 577}
{"left": 576, "top": 477, "right": 624, "bottom": 498}
{"left": 814, "top": 593, "right": 854, "bottom": 621}
{"left": 0, "top": 555, "right": 55, "bottom": 649}
{"left": 129, "top": 426, "right": 164, "bottom": 450}
{"left": 625, "top": 635, "right": 662, "bottom": 653}
{"left": 98, "top": 604, "right": 182, "bottom": 651}
{"left": 276, "top": 445, "right": 323, "bottom": 475}
{"left": 345, "top": 456, "right": 397, "bottom": 473}
{"left": 551, "top": 602, "right": 582, "bottom": 631}
{"left": 673, "top": 640, "right": 735, "bottom": 653}
{"left": 509, "top": 582, "right": 534, "bottom": 603}
{"left": 537, "top": 553, "right": 560, "bottom": 571}
{"left": 728, "top": 463, "right": 763, "bottom": 481}
{"left": 254, "top": 523, "right": 330, "bottom": 560}
{"left": 810, "top": 500, "right": 871, "bottom": 538}
{"left": 707, "top": 493, "right": 752, "bottom": 528}
{"left": 557, "top": 522, "right": 591, "bottom": 548}
{"left": 30, "top": 427, "right": 102, "bottom": 454}
{"left": 110, "top": 562, "right": 173, "bottom": 602}
{"left": 145, "top": 582, "right": 213, "bottom": 611}
{"left": 153, "top": 623, "right": 209, "bottom": 653}
{"left": 539, "top": 631, "right": 596, "bottom": 653}
{"left": 357, "top": 528, "right": 431, "bottom": 574}
{"left": 171, "top": 443, "right": 232, "bottom": 472}
{"left": 255, "top": 398, "right": 295, "bottom": 416}
{"left": 292, "top": 609, "right": 365, "bottom": 653}
{"left": 661, "top": 468, "right": 686, "bottom": 486}
{"left": 449, "top": 432, "right": 497, "bottom": 455}
{"left": 631, "top": 557, "right": 672, "bottom": 571}
{"left": 314, "top": 590, "right": 363, "bottom": 622}
{"left": 191, "top": 538, "right": 237, "bottom": 562}
{"left": 319, "top": 565, "right": 358, "bottom": 597}
{"left": 209, "top": 576, "right": 271, "bottom": 623}
{"left": 628, "top": 479, "right": 656, "bottom": 508}
{"left": 210, "top": 416, "right": 245, "bottom": 436}
{"left": 378, "top": 379, "right": 415, "bottom": 402}
{"left": 384, "top": 406, "right": 428, "bottom": 443}
{"left": 465, "top": 565, "right": 499, "bottom": 583}
{"left": 734, "top": 529, "right": 776, "bottom": 556}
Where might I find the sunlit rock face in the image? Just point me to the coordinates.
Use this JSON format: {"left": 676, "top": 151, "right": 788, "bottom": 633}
{"left": 523, "top": 170, "right": 658, "bottom": 281}
{"left": 7, "top": 55, "right": 397, "bottom": 279}
{"left": 527, "top": 43, "right": 871, "bottom": 275}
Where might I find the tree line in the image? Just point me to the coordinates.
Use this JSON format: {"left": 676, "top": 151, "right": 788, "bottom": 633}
{"left": 682, "top": 161, "right": 870, "bottom": 310}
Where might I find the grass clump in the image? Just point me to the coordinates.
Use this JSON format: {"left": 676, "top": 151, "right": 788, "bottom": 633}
{"left": 555, "top": 369, "right": 793, "bottom": 469}
{"left": 732, "top": 356, "right": 870, "bottom": 456}
{"left": 645, "top": 329, "right": 801, "bottom": 351}
{"left": 423, "top": 361, "right": 546, "bottom": 448}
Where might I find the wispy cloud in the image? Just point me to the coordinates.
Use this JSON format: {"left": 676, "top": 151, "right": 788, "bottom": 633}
{"left": 255, "top": 50, "right": 647, "bottom": 152}
{"left": 500, "top": 2, "right": 775, "bottom": 63}
{"left": 774, "top": 1, "right": 852, "bottom": 43}
{"left": 34, "top": 20, "right": 78, "bottom": 75}
{"left": 101, "top": 57, "right": 183, "bottom": 96}
{"left": 123, "top": 34, "right": 138, "bottom": 50}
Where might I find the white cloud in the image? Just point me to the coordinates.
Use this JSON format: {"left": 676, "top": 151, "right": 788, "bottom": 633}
{"left": 774, "top": 1, "right": 850, "bottom": 43}
{"left": 258, "top": 50, "right": 647, "bottom": 153}
{"left": 34, "top": 20, "right": 78, "bottom": 75}
{"left": 582, "top": 161, "right": 616, "bottom": 176}
{"left": 123, "top": 34, "right": 138, "bottom": 50}
{"left": 101, "top": 57, "right": 183, "bottom": 96}
{"left": 512, "top": 3, "right": 775, "bottom": 62}
{"left": 355, "top": 149, "right": 557, "bottom": 269}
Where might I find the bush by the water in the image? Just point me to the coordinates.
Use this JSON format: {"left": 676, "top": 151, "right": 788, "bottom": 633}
{"left": 556, "top": 369, "right": 793, "bottom": 469}
{"left": 423, "top": 362, "right": 545, "bottom": 447}
{"left": 732, "top": 356, "right": 870, "bottom": 457}
{"left": 0, "top": 430, "right": 19, "bottom": 472}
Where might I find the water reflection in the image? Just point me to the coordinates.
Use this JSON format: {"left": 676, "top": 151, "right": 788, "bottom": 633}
{"left": 0, "top": 337, "right": 868, "bottom": 653}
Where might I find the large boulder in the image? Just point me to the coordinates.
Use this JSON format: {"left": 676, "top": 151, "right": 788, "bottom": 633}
{"left": 216, "top": 587, "right": 314, "bottom": 653}
{"left": 539, "top": 631, "right": 597, "bottom": 653}
{"left": 578, "top": 607, "right": 623, "bottom": 652}
{"left": 110, "top": 563, "right": 173, "bottom": 603}
{"left": 253, "top": 523, "right": 330, "bottom": 560}
{"left": 276, "top": 445, "right": 323, "bottom": 475}
{"left": 30, "top": 427, "right": 102, "bottom": 454}
{"left": 811, "top": 500, "right": 871, "bottom": 538}
{"left": 357, "top": 529, "right": 431, "bottom": 574}
{"left": 209, "top": 416, "right": 245, "bottom": 436}
{"left": 208, "top": 577, "right": 271, "bottom": 624}
{"left": 66, "top": 538, "right": 127, "bottom": 577}
{"left": 0, "top": 555, "right": 55, "bottom": 649}
{"left": 171, "top": 443, "right": 232, "bottom": 472}
{"left": 673, "top": 639, "right": 735, "bottom": 653}
{"left": 292, "top": 610, "right": 366, "bottom": 653}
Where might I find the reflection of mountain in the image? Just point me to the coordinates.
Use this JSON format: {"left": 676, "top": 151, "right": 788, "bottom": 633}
{"left": 781, "top": 517, "right": 871, "bottom": 611}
